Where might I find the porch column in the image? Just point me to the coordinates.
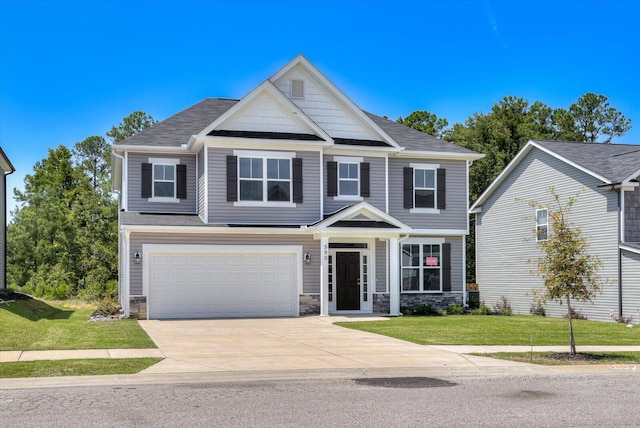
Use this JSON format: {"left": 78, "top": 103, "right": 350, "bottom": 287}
{"left": 389, "top": 237, "right": 400, "bottom": 316}
{"left": 320, "top": 236, "right": 329, "bottom": 316}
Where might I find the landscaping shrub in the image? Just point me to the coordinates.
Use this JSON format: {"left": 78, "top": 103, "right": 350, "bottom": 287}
{"left": 446, "top": 304, "right": 464, "bottom": 315}
{"left": 493, "top": 296, "right": 512, "bottom": 316}
{"left": 563, "top": 307, "right": 587, "bottom": 320}
{"left": 413, "top": 303, "right": 437, "bottom": 316}
{"left": 472, "top": 304, "right": 493, "bottom": 315}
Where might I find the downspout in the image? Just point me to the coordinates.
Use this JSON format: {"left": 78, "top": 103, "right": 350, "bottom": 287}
{"left": 618, "top": 189, "right": 623, "bottom": 318}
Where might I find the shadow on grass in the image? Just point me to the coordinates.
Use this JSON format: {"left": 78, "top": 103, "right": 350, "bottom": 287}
{"left": 0, "top": 299, "right": 73, "bottom": 321}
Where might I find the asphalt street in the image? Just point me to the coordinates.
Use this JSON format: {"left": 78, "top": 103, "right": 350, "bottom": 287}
{"left": 2, "top": 372, "right": 638, "bottom": 427}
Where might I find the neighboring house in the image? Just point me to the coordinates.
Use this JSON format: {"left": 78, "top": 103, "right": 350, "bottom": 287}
{"left": 112, "top": 55, "right": 483, "bottom": 320}
{"left": 471, "top": 140, "right": 640, "bottom": 322}
{"left": 1, "top": 147, "right": 15, "bottom": 290}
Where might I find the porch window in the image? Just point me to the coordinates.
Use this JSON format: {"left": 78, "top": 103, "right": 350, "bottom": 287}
{"left": 536, "top": 209, "right": 548, "bottom": 241}
{"left": 401, "top": 243, "right": 442, "bottom": 292}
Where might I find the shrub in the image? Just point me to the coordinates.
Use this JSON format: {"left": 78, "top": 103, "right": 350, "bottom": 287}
{"left": 472, "top": 305, "right": 493, "bottom": 315}
{"left": 400, "top": 306, "right": 411, "bottom": 316}
{"left": 446, "top": 304, "right": 464, "bottom": 315}
{"left": 94, "top": 299, "right": 120, "bottom": 317}
{"left": 563, "top": 307, "right": 587, "bottom": 320}
{"left": 528, "top": 289, "right": 546, "bottom": 316}
{"left": 493, "top": 296, "right": 512, "bottom": 316}
{"left": 468, "top": 297, "right": 481, "bottom": 310}
{"left": 413, "top": 303, "right": 437, "bottom": 316}
{"left": 437, "top": 309, "right": 448, "bottom": 316}
{"left": 614, "top": 315, "right": 633, "bottom": 324}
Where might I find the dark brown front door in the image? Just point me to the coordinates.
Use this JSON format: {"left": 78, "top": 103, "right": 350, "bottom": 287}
{"left": 336, "top": 252, "right": 360, "bottom": 310}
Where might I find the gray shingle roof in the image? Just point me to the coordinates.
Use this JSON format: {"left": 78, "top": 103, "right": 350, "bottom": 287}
{"left": 533, "top": 140, "right": 640, "bottom": 183}
{"left": 116, "top": 98, "right": 478, "bottom": 156}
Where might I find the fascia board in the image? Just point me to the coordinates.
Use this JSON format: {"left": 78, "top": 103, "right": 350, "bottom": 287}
{"left": 270, "top": 55, "right": 401, "bottom": 149}
{"left": 622, "top": 166, "right": 640, "bottom": 185}
{"left": 0, "top": 148, "right": 15, "bottom": 174}
{"left": 196, "top": 80, "right": 333, "bottom": 143}
{"left": 124, "top": 225, "right": 313, "bottom": 235}
{"left": 197, "top": 137, "right": 332, "bottom": 151}
{"left": 312, "top": 231, "right": 404, "bottom": 239}
{"left": 394, "top": 150, "right": 485, "bottom": 161}
{"left": 324, "top": 146, "right": 398, "bottom": 156}
{"left": 113, "top": 145, "right": 188, "bottom": 154}
{"left": 312, "top": 201, "right": 410, "bottom": 230}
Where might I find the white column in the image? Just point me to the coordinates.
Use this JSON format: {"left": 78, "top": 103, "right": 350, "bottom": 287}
{"left": 389, "top": 237, "right": 400, "bottom": 316}
{"left": 320, "top": 236, "right": 329, "bottom": 316}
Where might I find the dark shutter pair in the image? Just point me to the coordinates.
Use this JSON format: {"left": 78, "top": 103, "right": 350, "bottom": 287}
{"left": 141, "top": 163, "right": 187, "bottom": 199}
{"left": 442, "top": 242, "right": 452, "bottom": 292}
{"left": 403, "top": 167, "right": 446, "bottom": 209}
{"left": 227, "top": 155, "right": 303, "bottom": 203}
{"left": 326, "top": 161, "right": 370, "bottom": 197}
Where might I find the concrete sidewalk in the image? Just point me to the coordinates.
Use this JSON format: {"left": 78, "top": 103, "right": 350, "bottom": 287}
{"left": 0, "top": 348, "right": 164, "bottom": 363}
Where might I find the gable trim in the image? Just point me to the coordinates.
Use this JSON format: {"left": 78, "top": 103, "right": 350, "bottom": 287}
{"left": 312, "top": 201, "right": 411, "bottom": 231}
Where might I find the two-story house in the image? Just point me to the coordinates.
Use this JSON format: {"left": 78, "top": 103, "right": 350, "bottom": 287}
{"left": 112, "top": 55, "right": 483, "bottom": 319}
{"left": 471, "top": 140, "right": 640, "bottom": 322}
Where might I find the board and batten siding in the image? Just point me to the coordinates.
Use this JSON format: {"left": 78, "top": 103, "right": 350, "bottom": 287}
{"left": 197, "top": 148, "right": 205, "bottom": 220}
{"left": 476, "top": 147, "right": 620, "bottom": 322}
{"left": 128, "top": 233, "right": 320, "bottom": 296}
{"left": 207, "top": 148, "right": 321, "bottom": 225}
{"left": 272, "top": 66, "right": 379, "bottom": 141}
{"left": 621, "top": 250, "right": 640, "bottom": 321}
{"left": 127, "top": 153, "right": 197, "bottom": 214}
{"left": 323, "top": 156, "right": 386, "bottom": 215}
{"left": 624, "top": 185, "right": 640, "bottom": 242}
{"left": 388, "top": 158, "right": 468, "bottom": 230}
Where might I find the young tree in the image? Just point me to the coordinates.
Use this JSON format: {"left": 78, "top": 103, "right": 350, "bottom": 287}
{"left": 530, "top": 188, "right": 605, "bottom": 356}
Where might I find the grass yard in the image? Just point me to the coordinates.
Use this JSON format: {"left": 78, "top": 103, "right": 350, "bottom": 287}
{"left": 0, "top": 298, "right": 156, "bottom": 351}
{"left": 335, "top": 315, "right": 640, "bottom": 346}
{"left": 0, "top": 358, "right": 163, "bottom": 378}
{"left": 481, "top": 352, "right": 640, "bottom": 366}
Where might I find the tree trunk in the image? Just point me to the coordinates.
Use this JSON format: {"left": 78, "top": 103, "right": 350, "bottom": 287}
{"left": 566, "top": 294, "right": 577, "bottom": 357}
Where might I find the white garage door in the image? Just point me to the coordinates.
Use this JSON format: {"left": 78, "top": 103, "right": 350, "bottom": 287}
{"left": 145, "top": 245, "right": 300, "bottom": 319}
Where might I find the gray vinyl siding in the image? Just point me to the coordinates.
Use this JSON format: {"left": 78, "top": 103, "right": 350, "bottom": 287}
{"left": 621, "top": 250, "right": 640, "bottom": 321}
{"left": 129, "top": 233, "right": 320, "bottom": 296}
{"left": 323, "top": 156, "right": 386, "bottom": 214}
{"left": 375, "top": 239, "right": 387, "bottom": 293}
{"left": 207, "top": 148, "right": 321, "bottom": 225}
{"left": 446, "top": 236, "right": 464, "bottom": 293}
{"left": 388, "top": 158, "right": 468, "bottom": 230}
{"left": 127, "top": 153, "right": 197, "bottom": 213}
{"left": 476, "top": 147, "right": 620, "bottom": 322}
{"left": 624, "top": 185, "right": 640, "bottom": 242}
{"left": 197, "top": 148, "right": 205, "bottom": 220}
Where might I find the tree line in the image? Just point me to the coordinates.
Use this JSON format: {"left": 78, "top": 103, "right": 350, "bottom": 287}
{"left": 6, "top": 112, "right": 155, "bottom": 300}
{"left": 6, "top": 93, "right": 631, "bottom": 300}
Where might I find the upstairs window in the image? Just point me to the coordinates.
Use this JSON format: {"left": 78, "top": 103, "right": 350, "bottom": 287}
{"left": 141, "top": 158, "right": 186, "bottom": 202}
{"left": 404, "top": 164, "right": 446, "bottom": 212}
{"left": 327, "top": 157, "right": 370, "bottom": 199}
{"left": 153, "top": 164, "right": 175, "bottom": 198}
{"left": 536, "top": 208, "right": 548, "bottom": 241}
{"left": 339, "top": 162, "right": 359, "bottom": 196}
{"left": 414, "top": 168, "right": 436, "bottom": 209}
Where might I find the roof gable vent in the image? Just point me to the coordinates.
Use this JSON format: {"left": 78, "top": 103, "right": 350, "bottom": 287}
{"left": 291, "top": 79, "right": 305, "bottom": 99}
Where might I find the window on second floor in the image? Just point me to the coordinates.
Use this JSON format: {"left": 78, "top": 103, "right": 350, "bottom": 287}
{"left": 141, "top": 158, "right": 187, "bottom": 203}
{"left": 536, "top": 208, "right": 548, "bottom": 241}
{"left": 339, "top": 162, "right": 359, "bottom": 196}
{"left": 404, "top": 164, "right": 446, "bottom": 212}
{"left": 154, "top": 164, "right": 176, "bottom": 198}
{"left": 327, "top": 157, "right": 370, "bottom": 199}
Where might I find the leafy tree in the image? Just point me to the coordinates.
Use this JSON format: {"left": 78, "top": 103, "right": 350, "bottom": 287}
{"left": 107, "top": 111, "right": 156, "bottom": 143}
{"left": 397, "top": 110, "right": 449, "bottom": 138}
{"left": 530, "top": 188, "right": 605, "bottom": 356}
{"left": 565, "top": 93, "right": 631, "bottom": 143}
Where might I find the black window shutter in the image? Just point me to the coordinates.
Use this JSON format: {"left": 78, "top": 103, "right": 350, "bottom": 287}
{"left": 292, "top": 158, "right": 303, "bottom": 203}
{"left": 226, "top": 155, "right": 238, "bottom": 202}
{"left": 327, "top": 161, "right": 338, "bottom": 196}
{"left": 176, "top": 164, "right": 187, "bottom": 199}
{"left": 437, "top": 168, "right": 446, "bottom": 210}
{"left": 360, "top": 162, "right": 370, "bottom": 197}
{"left": 442, "top": 243, "right": 452, "bottom": 292}
{"left": 403, "top": 167, "right": 413, "bottom": 209}
{"left": 141, "top": 163, "right": 152, "bottom": 198}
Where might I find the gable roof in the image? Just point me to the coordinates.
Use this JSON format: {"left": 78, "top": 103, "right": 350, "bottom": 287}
{"left": 471, "top": 140, "right": 640, "bottom": 211}
{"left": 311, "top": 201, "right": 411, "bottom": 231}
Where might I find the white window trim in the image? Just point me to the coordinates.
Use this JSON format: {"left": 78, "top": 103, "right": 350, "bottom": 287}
{"left": 401, "top": 238, "right": 445, "bottom": 294}
{"left": 536, "top": 208, "right": 549, "bottom": 242}
{"left": 333, "top": 156, "right": 363, "bottom": 200}
{"left": 233, "top": 150, "right": 296, "bottom": 207}
{"left": 148, "top": 157, "right": 180, "bottom": 203}
{"left": 410, "top": 162, "right": 439, "bottom": 213}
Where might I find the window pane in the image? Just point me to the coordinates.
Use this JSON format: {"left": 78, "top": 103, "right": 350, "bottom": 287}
{"left": 415, "top": 189, "right": 435, "bottom": 208}
{"left": 279, "top": 159, "right": 290, "bottom": 179}
{"left": 339, "top": 180, "right": 358, "bottom": 195}
{"left": 267, "top": 181, "right": 290, "bottom": 201}
{"left": 163, "top": 165, "right": 174, "bottom": 181}
{"left": 415, "top": 170, "right": 425, "bottom": 188}
{"left": 537, "top": 209, "right": 547, "bottom": 225}
{"left": 537, "top": 225, "right": 548, "bottom": 241}
{"left": 424, "top": 269, "right": 440, "bottom": 291}
{"left": 423, "top": 245, "right": 440, "bottom": 267}
{"left": 154, "top": 164, "right": 164, "bottom": 179}
{"left": 425, "top": 170, "right": 435, "bottom": 188}
{"left": 402, "top": 269, "right": 420, "bottom": 291}
{"left": 239, "top": 158, "right": 251, "bottom": 178}
{"left": 348, "top": 164, "right": 358, "bottom": 179}
{"left": 402, "top": 244, "right": 420, "bottom": 267}
{"left": 240, "top": 180, "right": 262, "bottom": 201}
{"left": 252, "top": 158, "right": 263, "bottom": 178}
{"left": 267, "top": 159, "right": 278, "bottom": 179}
{"left": 339, "top": 163, "right": 349, "bottom": 178}
{"left": 154, "top": 181, "right": 174, "bottom": 197}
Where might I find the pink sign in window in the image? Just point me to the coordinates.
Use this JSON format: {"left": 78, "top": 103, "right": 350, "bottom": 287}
{"left": 425, "top": 257, "right": 438, "bottom": 266}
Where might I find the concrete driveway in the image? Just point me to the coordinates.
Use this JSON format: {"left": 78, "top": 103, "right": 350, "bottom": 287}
{"left": 138, "top": 316, "right": 522, "bottom": 374}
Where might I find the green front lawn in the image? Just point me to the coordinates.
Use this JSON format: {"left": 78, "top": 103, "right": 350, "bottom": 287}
{"left": 0, "top": 298, "right": 156, "bottom": 351}
{"left": 0, "top": 358, "right": 163, "bottom": 378}
{"left": 335, "top": 315, "right": 640, "bottom": 346}
{"left": 477, "top": 352, "right": 640, "bottom": 366}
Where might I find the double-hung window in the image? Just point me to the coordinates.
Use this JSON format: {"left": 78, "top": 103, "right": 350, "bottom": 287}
{"left": 327, "top": 156, "right": 369, "bottom": 199}
{"left": 142, "top": 157, "right": 185, "bottom": 203}
{"left": 405, "top": 163, "right": 445, "bottom": 212}
{"left": 536, "top": 208, "right": 548, "bottom": 241}
{"left": 153, "top": 164, "right": 176, "bottom": 198}
{"left": 401, "top": 242, "right": 442, "bottom": 292}
{"left": 339, "top": 162, "right": 359, "bottom": 196}
{"left": 233, "top": 151, "right": 297, "bottom": 205}
{"left": 414, "top": 168, "right": 436, "bottom": 209}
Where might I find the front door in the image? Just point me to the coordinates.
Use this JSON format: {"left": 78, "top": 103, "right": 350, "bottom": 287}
{"left": 336, "top": 252, "right": 360, "bottom": 310}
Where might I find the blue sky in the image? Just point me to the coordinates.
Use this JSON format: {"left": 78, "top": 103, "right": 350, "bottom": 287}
{"left": 2, "top": 0, "right": 639, "bottom": 220}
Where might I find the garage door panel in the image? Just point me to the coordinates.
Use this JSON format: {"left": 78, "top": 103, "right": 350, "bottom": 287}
{"left": 147, "top": 247, "right": 299, "bottom": 319}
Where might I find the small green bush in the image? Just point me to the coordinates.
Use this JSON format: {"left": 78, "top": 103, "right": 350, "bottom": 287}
{"left": 413, "top": 303, "right": 437, "bottom": 316}
{"left": 468, "top": 297, "right": 481, "bottom": 310}
{"left": 437, "top": 309, "right": 448, "bottom": 316}
{"left": 472, "top": 305, "right": 493, "bottom": 315}
{"left": 493, "top": 296, "right": 512, "bottom": 316}
{"left": 446, "top": 304, "right": 464, "bottom": 315}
